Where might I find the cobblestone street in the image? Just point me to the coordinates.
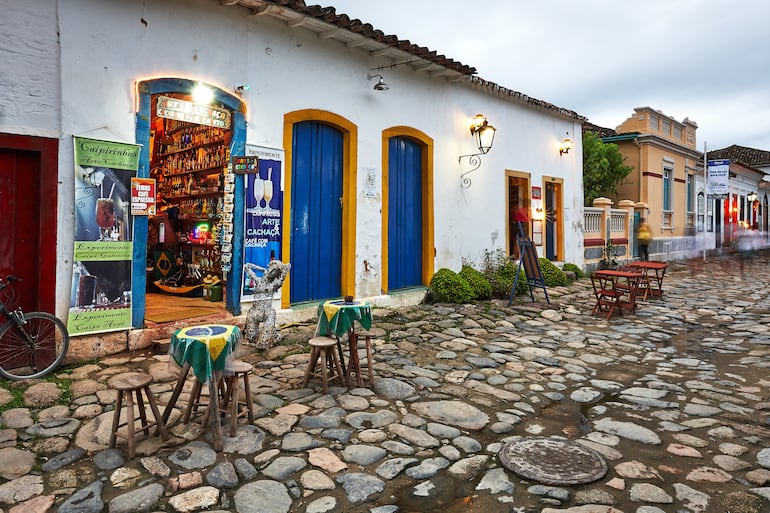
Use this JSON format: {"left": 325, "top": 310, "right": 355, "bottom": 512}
{"left": 1, "top": 254, "right": 770, "bottom": 513}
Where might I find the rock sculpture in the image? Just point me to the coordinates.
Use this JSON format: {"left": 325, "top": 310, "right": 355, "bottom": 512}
{"left": 243, "top": 260, "right": 291, "bottom": 349}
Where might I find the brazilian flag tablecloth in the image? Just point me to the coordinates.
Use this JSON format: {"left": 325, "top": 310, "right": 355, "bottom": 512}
{"left": 316, "top": 300, "right": 372, "bottom": 338}
{"left": 170, "top": 324, "right": 241, "bottom": 382}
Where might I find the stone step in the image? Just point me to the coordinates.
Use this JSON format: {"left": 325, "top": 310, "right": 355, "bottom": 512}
{"left": 153, "top": 338, "right": 172, "bottom": 355}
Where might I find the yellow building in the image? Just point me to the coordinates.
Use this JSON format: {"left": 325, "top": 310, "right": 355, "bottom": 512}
{"left": 592, "top": 107, "right": 704, "bottom": 258}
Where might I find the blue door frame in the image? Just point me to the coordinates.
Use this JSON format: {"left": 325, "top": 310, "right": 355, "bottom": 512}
{"left": 133, "top": 78, "right": 246, "bottom": 327}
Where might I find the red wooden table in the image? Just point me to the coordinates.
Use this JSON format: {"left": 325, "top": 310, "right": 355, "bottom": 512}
{"left": 627, "top": 261, "right": 668, "bottom": 299}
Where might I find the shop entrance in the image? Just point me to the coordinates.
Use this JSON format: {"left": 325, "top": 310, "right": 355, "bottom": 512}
{"left": 544, "top": 179, "right": 563, "bottom": 261}
{"left": 506, "top": 171, "right": 531, "bottom": 260}
{"left": 144, "top": 93, "right": 231, "bottom": 323}
{"left": 134, "top": 79, "right": 247, "bottom": 328}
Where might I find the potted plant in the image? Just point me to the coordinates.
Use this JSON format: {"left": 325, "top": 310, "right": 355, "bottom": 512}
{"left": 599, "top": 239, "right": 619, "bottom": 269}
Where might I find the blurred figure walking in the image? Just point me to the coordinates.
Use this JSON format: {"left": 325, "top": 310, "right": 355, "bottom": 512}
{"left": 637, "top": 218, "right": 652, "bottom": 262}
{"left": 735, "top": 225, "right": 758, "bottom": 276}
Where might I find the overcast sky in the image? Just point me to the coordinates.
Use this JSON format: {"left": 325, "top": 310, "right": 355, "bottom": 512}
{"left": 326, "top": 0, "right": 770, "bottom": 152}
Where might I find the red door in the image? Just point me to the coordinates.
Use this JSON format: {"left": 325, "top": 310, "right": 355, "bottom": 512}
{"left": 0, "top": 135, "right": 58, "bottom": 313}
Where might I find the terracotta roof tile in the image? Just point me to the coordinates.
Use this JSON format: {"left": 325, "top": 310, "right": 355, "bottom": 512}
{"left": 583, "top": 121, "right": 617, "bottom": 138}
{"left": 708, "top": 144, "right": 770, "bottom": 167}
{"left": 245, "top": 1, "right": 584, "bottom": 120}
{"left": 261, "top": 1, "right": 477, "bottom": 75}
{"left": 466, "top": 76, "right": 585, "bottom": 121}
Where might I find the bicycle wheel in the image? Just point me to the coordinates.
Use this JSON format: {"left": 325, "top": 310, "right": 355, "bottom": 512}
{"left": 0, "top": 312, "right": 69, "bottom": 380}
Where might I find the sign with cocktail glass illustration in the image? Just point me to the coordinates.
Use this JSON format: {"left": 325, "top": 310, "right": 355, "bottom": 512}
{"left": 707, "top": 159, "right": 729, "bottom": 199}
{"left": 241, "top": 145, "right": 285, "bottom": 302}
{"left": 70, "top": 136, "right": 140, "bottom": 335}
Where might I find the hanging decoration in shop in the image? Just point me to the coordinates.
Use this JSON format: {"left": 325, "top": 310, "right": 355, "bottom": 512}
{"left": 241, "top": 145, "right": 285, "bottom": 302}
{"left": 70, "top": 136, "right": 140, "bottom": 336}
{"left": 220, "top": 166, "right": 236, "bottom": 278}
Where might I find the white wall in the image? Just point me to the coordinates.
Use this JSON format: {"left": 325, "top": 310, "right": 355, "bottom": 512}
{"left": 7, "top": 0, "right": 583, "bottom": 315}
{"left": 0, "top": 0, "right": 60, "bottom": 137}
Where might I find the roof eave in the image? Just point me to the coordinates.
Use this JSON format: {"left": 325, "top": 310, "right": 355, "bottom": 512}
{"left": 217, "top": 0, "right": 585, "bottom": 121}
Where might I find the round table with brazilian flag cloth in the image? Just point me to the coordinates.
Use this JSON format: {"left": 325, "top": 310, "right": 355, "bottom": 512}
{"left": 161, "top": 324, "right": 242, "bottom": 450}
{"left": 316, "top": 300, "right": 373, "bottom": 386}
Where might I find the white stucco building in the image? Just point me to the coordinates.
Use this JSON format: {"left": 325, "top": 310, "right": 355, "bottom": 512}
{"left": 1, "top": 0, "right": 585, "bottom": 358}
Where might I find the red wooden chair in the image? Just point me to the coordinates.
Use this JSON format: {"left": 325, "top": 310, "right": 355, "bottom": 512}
{"left": 590, "top": 273, "right": 624, "bottom": 319}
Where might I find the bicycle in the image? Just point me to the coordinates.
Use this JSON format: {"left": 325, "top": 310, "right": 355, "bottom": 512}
{"left": 0, "top": 275, "right": 69, "bottom": 380}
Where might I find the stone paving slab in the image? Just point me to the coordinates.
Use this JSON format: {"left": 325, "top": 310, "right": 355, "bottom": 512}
{"left": 1, "top": 256, "right": 770, "bottom": 512}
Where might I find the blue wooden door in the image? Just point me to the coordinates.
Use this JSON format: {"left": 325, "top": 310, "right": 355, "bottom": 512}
{"left": 388, "top": 137, "right": 422, "bottom": 290}
{"left": 291, "top": 121, "right": 343, "bottom": 302}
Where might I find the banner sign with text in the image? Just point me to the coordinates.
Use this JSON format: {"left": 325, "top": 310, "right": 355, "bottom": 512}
{"left": 241, "top": 145, "right": 284, "bottom": 302}
{"left": 156, "top": 95, "right": 231, "bottom": 129}
{"left": 69, "top": 136, "right": 140, "bottom": 335}
{"left": 707, "top": 159, "right": 730, "bottom": 199}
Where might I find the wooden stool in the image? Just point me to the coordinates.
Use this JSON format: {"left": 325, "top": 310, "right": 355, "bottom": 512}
{"left": 182, "top": 376, "right": 222, "bottom": 425}
{"left": 301, "top": 336, "right": 345, "bottom": 394}
{"left": 108, "top": 372, "right": 169, "bottom": 459}
{"left": 346, "top": 330, "right": 375, "bottom": 387}
{"left": 176, "top": 371, "right": 226, "bottom": 450}
{"left": 221, "top": 360, "right": 255, "bottom": 437}
{"left": 184, "top": 361, "right": 255, "bottom": 437}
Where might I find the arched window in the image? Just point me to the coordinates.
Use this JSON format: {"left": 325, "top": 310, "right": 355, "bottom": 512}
{"left": 696, "top": 191, "right": 705, "bottom": 232}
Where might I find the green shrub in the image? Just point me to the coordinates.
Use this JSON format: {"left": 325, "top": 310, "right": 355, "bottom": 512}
{"left": 487, "top": 261, "right": 529, "bottom": 299}
{"left": 539, "top": 258, "right": 569, "bottom": 287}
{"left": 562, "top": 262, "right": 584, "bottom": 279}
{"left": 428, "top": 268, "right": 475, "bottom": 304}
{"left": 458, "top": 265, "right": 492, "bottom": 300}
{"left": 480, "top": 248, "right": 509, "bottom": 276}
{"left": 481, "top": 250, "right": 528, "bottom": 299}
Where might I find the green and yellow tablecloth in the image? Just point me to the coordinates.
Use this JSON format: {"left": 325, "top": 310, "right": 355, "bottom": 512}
{"left": 170, "top": 324, "right": 241, "bottom": 382}
{"left": 317, "top": 300, "right": 372, "bottom": 337}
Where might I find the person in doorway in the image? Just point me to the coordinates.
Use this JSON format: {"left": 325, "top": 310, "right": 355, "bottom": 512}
{"left": 637, "top": 218, "right": 652, "bottom": 261}
{"left": 511, "top": 206, "right": 529, "bottom": 260}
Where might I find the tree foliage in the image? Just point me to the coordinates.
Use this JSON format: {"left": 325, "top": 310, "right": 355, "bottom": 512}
{"left": 583, "top": 132, "right": 633, "bottom": 206}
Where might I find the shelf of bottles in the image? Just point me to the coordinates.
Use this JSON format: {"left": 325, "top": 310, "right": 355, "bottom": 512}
{"left": 154, "top": 119, "right": 230, "bottom": 202}
{"left": 149, "top": 117, "right": 232, "bottom": 287}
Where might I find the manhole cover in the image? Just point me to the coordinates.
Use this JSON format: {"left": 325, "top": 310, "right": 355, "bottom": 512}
{"left": 499, "top": 437, "right": 607, "bottom": 485}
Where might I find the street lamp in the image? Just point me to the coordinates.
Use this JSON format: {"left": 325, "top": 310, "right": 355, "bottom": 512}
{"left": 459, "top": 114, "right": 497, "bottom": 188}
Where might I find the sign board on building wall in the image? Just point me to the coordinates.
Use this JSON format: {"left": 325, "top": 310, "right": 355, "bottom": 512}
{"left": 363, "top": 167, "right": 377, "bottom": 198}
{"left": 707, "top": 159, "right": 729, "bottom": 199}
{"left": 241, "top": 145, "right": 285, "bottom": 302}
{"left": 131, "top": 177, "right": 156, "bottom": 215}
{"left": 156, "top": 95, "right": 232, "bottom": 129}
{"left": 233, "top": 156, "right": 259, "bottom": 175}
{"left": 70, "top": 136, "right": 139, "bottom": 336}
